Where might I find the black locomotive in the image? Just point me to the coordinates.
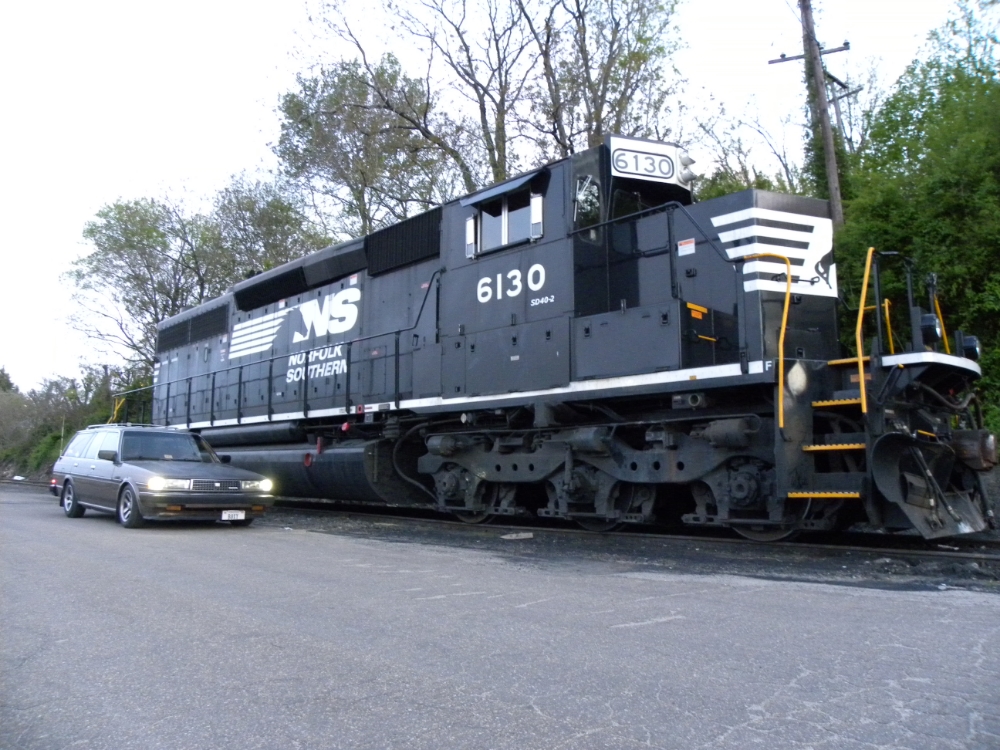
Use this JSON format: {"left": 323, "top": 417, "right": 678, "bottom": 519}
{"left": 136, "top": 135, "right": 996, "bottom": 540}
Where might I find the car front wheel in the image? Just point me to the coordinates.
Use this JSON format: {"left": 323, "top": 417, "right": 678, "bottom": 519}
{"left": 62, "top": 482, "right": 85, "bottom": 518}
{"left": 117, "top": 486, "right": 146, "bottom": 528}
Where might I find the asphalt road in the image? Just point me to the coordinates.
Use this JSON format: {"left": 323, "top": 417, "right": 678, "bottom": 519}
{"left": 2, "top": 487, "right": 999, "bottom": 750}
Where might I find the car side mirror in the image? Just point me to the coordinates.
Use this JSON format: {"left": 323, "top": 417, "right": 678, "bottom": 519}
{"left": 97, "top": 450, "right": 118, "bottom": 463}
{"left": 219, "top": 454, "right": 232, "bottom": 464}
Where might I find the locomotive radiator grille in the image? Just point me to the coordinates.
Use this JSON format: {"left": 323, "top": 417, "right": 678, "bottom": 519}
{"left": 192, "top": 479, "right": 241, "bottom": 492}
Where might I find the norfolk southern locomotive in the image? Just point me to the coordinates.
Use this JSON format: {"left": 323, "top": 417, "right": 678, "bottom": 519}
{"left": 139, "top": 135, "right": 996, "bottom": 540}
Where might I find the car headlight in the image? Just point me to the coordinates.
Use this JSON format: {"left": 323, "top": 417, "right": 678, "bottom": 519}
{"left": 146, "top": 477, "right": 191, "bottom": 491}
{"left": 241, "top": 479, "right": 273, "bottom": 492}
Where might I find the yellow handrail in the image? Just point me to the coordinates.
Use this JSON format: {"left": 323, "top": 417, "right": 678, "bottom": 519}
{"left": 883, "top": 299, "right": 895, "bottom": 354}
{"left": 856, "top": 247, "right": 876, "bottom": 414}
{"left": 107, "top": 397, "right": 125, "bottom": 424}
{"left": 744, "top": 252, "right": 793, "bottom": 429}
{"left": 933, "top": 295, "right": 951, "bottom": 354}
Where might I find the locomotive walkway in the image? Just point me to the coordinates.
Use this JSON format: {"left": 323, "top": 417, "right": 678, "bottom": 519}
{"left": 3, "top": 486, "right": 998, "bottom": 750}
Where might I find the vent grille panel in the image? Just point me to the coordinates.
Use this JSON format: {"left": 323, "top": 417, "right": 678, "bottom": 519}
{"left": 366, "top": 208, "right": 441, "bottom": 275}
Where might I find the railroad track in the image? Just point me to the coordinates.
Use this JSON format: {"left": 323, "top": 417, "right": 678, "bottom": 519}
{"left": 269, "top": 501, "right": 1000, "bottom": 566}
{"left": 8, "top": 479, "right": 998, "bottom": 566}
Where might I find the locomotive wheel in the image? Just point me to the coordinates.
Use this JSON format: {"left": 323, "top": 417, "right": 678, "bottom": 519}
{"left": 732, "top": 525, "right": 800, "bottom": 543}
{"left": 575, "top": 517, "right": 624, "bottom": 533}
{"left": 452, "top": 482, "right": 498, "bottom": 524}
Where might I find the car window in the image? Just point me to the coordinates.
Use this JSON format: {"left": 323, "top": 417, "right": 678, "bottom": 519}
{"left": 121, "top": 432, "right": 203, "bottom": 462}
{"left": 82, "top": 433, "right": 107, "bottom": 459}
{"left": 193, "top": 435, "right": 220, "bottom": 464}
{"left": 62, "top": 433, "right": 93, "bottom": 458}
{"left": 99, "top": 431, "right": 121, "bottom": 455}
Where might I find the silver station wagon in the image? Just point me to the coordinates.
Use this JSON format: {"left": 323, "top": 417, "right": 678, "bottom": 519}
{"left": 50, "top": 425, "right": 274, "bottom": 528}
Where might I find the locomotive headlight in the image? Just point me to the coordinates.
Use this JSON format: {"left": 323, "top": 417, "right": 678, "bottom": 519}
{"left": 920, "top": 313, "right": 942, "bottom": 344}
{"left": 962, "top": 335, "right": 981, "bottom": 361}
{"left": 680, "top": 168, "right": 699, "bottom": 183}
{"left": 680, "top": 153, "right": 696, "bottom": 167}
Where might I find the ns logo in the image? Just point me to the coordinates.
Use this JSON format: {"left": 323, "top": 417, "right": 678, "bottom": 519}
{"left": 293, "top": 288, "right": 361, "bottom": 343}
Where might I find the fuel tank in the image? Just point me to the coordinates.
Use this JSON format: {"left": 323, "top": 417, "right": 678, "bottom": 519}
{"left": 220, "top": 439, "right": 431, "bottom": 506}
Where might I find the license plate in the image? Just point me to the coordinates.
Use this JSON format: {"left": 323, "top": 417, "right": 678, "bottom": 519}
{"left": 221, "top": 510, "right": 245, "bottom": 521}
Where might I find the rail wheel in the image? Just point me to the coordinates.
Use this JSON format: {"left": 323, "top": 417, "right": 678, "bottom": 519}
{"left": 451, "top": 481, "right": 498, "bottom": 524}
{"left": 575, "top": 517, "right": 624, "bottom": 533}
{"left": 732, "top": 524, "right": 800, "bottom": 542}
{"left": 454, "top": 510, "right": 494, "bottom": 524}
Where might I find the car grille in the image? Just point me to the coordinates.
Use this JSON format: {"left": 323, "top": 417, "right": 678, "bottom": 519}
{"left": 192, "top": 479, "right": 241, "bottom": 492}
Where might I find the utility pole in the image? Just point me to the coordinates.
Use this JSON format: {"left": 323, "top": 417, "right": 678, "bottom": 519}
{"left": 799, "top": 0, "right": 844, "bottom": 227}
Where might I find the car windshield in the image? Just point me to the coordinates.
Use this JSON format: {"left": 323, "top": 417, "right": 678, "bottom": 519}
{"left": 121, "top": 432, "right": 205, "bottom": 462}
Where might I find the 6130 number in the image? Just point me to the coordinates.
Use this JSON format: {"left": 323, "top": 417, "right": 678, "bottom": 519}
{"left": 477, "top": 263, "right": 546, "bottom": 303}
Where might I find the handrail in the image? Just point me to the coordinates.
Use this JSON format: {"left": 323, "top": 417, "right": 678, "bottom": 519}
{"left": 883, "top": 299, "right": 895, "bottom": 354}
{"left": 856, "top": 247, "right": 876, "bottom": 415}
{"left": 743, "top": 252, "right": 792, "bottom": 430}
{"left": 933, "top": 295, "right": 951, "bottom": 354}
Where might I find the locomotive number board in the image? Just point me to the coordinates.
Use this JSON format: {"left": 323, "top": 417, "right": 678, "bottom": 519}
{"left": 609, "top": 136, "right": 682, "bottom": 186}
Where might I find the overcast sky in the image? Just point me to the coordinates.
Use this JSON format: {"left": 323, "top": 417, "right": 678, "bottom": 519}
{"left": 0, "top": 0, "right": 952, "bottom": 391}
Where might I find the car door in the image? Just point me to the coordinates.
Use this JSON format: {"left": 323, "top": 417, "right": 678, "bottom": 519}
{"left": 78, "top": 431, "right": 115, "bottom": 510}
{"left": 93, "top": 430, "right": 123, "bottom": 507}
{"left": 56, "top": 432, "right": 95, "bottom": 492}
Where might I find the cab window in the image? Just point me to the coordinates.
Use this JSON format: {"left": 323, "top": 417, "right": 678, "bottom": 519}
{"left": 575, "top": 175, "right": 601, "bottom": 229}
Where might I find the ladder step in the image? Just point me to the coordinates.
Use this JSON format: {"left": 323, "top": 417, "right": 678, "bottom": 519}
{"left": 802, "top": 443, "right": 866, "bottom": 452}
{"left": 827, "top": 356, "right": 871, "bottom": 366}
{"left": 787, "top": 491, "right": 861, "bottom": 499}
{"left": 832, "top": 389, "right": 862, "bottom": 400}
{"left": 812, "top": 398, "right": 863, "bottom": 408}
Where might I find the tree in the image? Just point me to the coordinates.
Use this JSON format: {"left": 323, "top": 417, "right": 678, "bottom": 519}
{"left": 214, "top": 176, "right": 330, "bottom": 274}
{"left": 0, "top": 366, "right": 17, "bottom": 393}
{"left": 391, "top": 0, "right": 535, "bottom": 184}
{"left": 517, "top": 0, "right": 682, "bottom": 158}
{"left": 72, "top": 198, "right": 226, "bottom": 369}
{"left": 300, "top": 0, "right": 684, "bottom": 224}
{"left": 838, "top": 1, "right": 1000, "bottom": 424}
{"left": 276, "top": 57, "right": 459, "bottom": 235}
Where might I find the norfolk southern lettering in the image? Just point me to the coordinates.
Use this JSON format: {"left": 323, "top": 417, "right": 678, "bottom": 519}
{"left": 144, "top": 134, "right": 996, "bottom": 542}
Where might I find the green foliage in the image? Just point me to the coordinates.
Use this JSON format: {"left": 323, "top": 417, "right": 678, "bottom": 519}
{"left": 276, "top": 57, "right": 458, "bottom": 237}
{"left": 27, "top": 433, "right": 62, "bottom": 473}
{"left": 0, "top": 366, "right": 17, "bottom": 393}
{"left": 214, "top": 176, "right": 330, "bottom": 275}
{"left": 72, "top": 181, "right": 326, "bottom": 370}
{"left": 838, "top": 1, "right": 1000, "bottom": 426}
{"left": 0, "top": 365, "right": 117, "bottom": 477}
{"left": 695, "top": 169, "right": 779, "bottom": 203}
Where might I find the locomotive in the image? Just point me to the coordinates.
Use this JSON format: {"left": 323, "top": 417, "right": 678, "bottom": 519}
{"left": 136, "top": 134, "right": 996, "bottom": 541}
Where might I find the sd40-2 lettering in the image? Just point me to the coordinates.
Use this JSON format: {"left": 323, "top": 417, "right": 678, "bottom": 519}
{"left": 477, "top": 264, "right": 546, "bottom": 303}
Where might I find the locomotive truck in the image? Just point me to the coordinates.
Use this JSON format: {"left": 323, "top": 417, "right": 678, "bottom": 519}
{"left": 133, "top": 135, "right": 996, "bottom": 541}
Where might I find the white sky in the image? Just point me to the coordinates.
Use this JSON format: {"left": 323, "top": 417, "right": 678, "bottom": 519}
{"left": 0, "top": 0, "right": 951, "bottom": 391}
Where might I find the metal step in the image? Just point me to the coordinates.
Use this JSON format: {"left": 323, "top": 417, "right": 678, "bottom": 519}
{"left": 812, "top": 397, "right": 862, "bottom": 408}
{"left": 831, "top": 389, "right": 862, "bottom": 400}
{"left": 802, "top": 443, "right": 866, "bottom": 452}
{"left": 787, "top": 491, "right": 861, "bottom": 499}
{"left": 827, "top": 356, "right": 870, "bottom": 366}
